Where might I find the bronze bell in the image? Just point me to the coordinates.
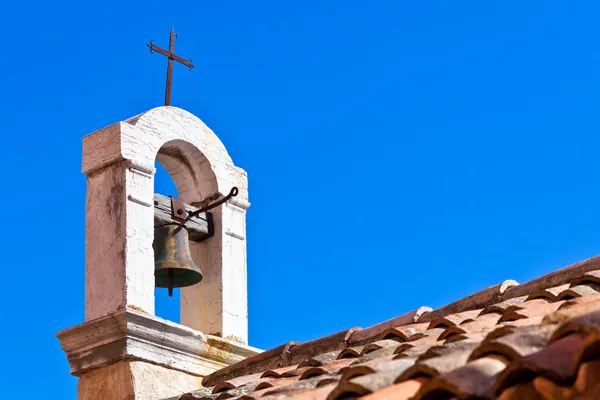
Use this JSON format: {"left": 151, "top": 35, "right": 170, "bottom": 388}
{"left": 154, "top": 224, "right": 204, "bottom": 296}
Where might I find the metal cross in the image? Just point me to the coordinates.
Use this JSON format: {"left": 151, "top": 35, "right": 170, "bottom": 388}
{"left": 147, "top": 28, "right": 195, "bottom": 106}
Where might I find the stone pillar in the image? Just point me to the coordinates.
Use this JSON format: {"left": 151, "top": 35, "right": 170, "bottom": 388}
{"left": 84, "top": 157, "right": 156, "bottom": 319}
{"left": 182, "top": 196, "right": 250, "bottom": 343}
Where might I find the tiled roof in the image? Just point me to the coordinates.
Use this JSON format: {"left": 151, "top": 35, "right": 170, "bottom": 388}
{"left": 172, "top": 255, "right": 600, "bottom": 400}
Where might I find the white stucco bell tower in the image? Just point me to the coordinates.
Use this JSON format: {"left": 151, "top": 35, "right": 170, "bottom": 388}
{"left": 57, "top": 106, "right": 260, "bottom": 400}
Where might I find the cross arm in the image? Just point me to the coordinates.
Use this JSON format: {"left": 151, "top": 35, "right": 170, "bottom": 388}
{"left": 147, "top": 43, "right": 195, "bottom": 69}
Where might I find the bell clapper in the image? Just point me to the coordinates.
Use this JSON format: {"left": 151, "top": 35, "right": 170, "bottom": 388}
{"left": 168, "top": 268, "right": 174, "bottom": 297}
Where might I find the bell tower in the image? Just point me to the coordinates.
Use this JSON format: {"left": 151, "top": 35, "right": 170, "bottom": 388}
{"left": 57, "top": 106, "right": 261, "bottom": 400}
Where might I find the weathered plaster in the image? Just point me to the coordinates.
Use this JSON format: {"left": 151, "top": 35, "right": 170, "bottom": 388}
{"left": 78, "top": 360, "right": 201, "bottom": 400}
{"left": 81, "top": 106, "right": 250, "bottom": 343}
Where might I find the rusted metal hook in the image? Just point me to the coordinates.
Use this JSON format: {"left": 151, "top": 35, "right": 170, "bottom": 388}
{"left": 188, "top": 58, "right": 193, "bottom": 70}
{"left": 147, "top": 40, "right": 154, "bottom": 53}
{"left": 187, "top": 187, "right": 239, "bottom": 219}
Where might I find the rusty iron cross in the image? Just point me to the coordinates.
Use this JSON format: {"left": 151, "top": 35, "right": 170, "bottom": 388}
{"left": 147, "top": 28, "right": 195, "bottom": 106}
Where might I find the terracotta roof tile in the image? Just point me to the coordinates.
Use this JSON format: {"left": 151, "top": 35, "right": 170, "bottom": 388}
{"left": 479, "top": 296, "right": 528, "bottom": 316}
{"left": 347, "top": 307, "right": 432, "bottom": 346}
{"left": 471, "top": 324, "right": 558, "bottom": 362}
{"left": 526, "top": 284, "right": 571, "bottom": 302}
{"left": 336, "top": 346, "right": 363, "bottom": 359}
{"left": 427, "top": 309, "right": 482, "bottom": 329}
{"left": 417, "top": 280, "right": 519, "bottom": 324}
{"left": 212, "top": 373, "right": 265, "bottom": 393}
{"left": 532, "top": 376, "right": 577, "bottom": 399}
{"left": 261, "top": 365, "right": 300, "bottom": 379}
{"left": 255, "top": 377, "right": 301, "bottom": 391}
{"left": 497, "top": 300, "right": 564, "bottom": 323}
{"left": 438, "top": 313, "right": 501, "bottom": 342}
{"left": 378, "top": 322, "right": 429, "bottom": 341}
{"left": 326, "top": 370, "right": 411, "bottom": 400}
{"left": 359, "top": 378, "right": 425, "bottom": 400}
{"left": 574, "top": 359, "right": 600, "bottom": 392}
{"left": 495, "top": 333, "right": 586, "bottom": 393}
{"left": 298, "top": 350, "right": 343, "bottom": 368}
{"left": 187, "top": 255, "right": 600, "bottom": 400}
{"left": 339, "top": 357, "right": 415, "bottom": 382}
{"left": 415, "top": 355, "right": 508, "bottom": 400}
{"left": 496, "top": 381, "right": 544, "bottom": 400}
{"left": 288, "top": 328, "right": 361, "bottom": 366}
{"left": 298, "top": 359, "right": 355, "bottom": 380}
{"left": 558, "top": 284, "right": 600, "bottom": 301}
{"left": 202, "top": 341, "right": 299, "bottom": 387}
{"left": 575, "top": 383, "right": 600, "bottom": 399}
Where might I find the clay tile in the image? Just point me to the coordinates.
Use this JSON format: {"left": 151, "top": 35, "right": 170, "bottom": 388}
{"left": 271, "top": 385, "right": 334, "bottom": 400}
{"left": 427, "top": 309, "right": 482, "bottom": 329}
{"left": 408, "top": 328, "right": 446, "bottom": 342}
{"left": 378, "top": 322, "right": 429, "bottom": 341}
{"left": 393, "top": 343, "right": 430, "bottom": 360}
{"left": 494, "top": 333, "right": 586, "bottom": 393}
{"left": 177, "top": 388, "right": 216, "bottom": 400}
{"left": 215, "top": 380, "right": 270, "bottom": 400}
{"left": 338, "top": 355, "right": 395, "bottom": 380}
{"left": 399, "top": 343, "right": 478, "bottom": 381}
{"left": 261, "top": 365, "right": 301, "bottom": 379}
{"left": 418, "top": 280, "right": 519, "bottom": 324}
{"left": 479, "top": 296, "right": 528, "bottom": 316}
{"left": 443, "top": 332, "right": 485, "bottom": 345}
{"left": 575, "top": 359, "right": 600, "bottom": 392}
{"left": 360, "top": 378, "right": 426, "bottom": 400}
{"left": 500, "top": 255, "right": 600, "bottom": 300}
{"left": 336, "top": 346, "right": 364, "bottom": 359}
{"left": 557, "top": 292, "right": 600, "bottom": 310}
{"left": 202, "top": 341, "right": 300, "bottom": 387}
{"left": 484, "top": 316, "right": 545, "bottom": 341}
{"left": 349, "top": 343, "right": 407, "bottom": 365}
{"left": 339, "top": 357, "right": 416, "bottom": 382}
{"left": 550, "top": 308, "right": 600, "bottom": 342}
{"left": 281, "top": 367, "right": 312, "bottom": 378}
{"left": 298, "top": 350, "right": 343, "bottom": 368}
{"left": 470, "top": 324, "right": 557, "bottom": 362}
{"left": 532, "top": 376, "right": 577, "bottom": 399}
{"left": 255, "top": 377, "right": 301, "bottom": 391}
{"left": 546, "top": 298, "right": 600, "bottom": 327}
{"left": 326, "top": 370, "right": 406, "bottom": 400}
{"left": 414, "top": 355, "right": 508, "bottom": 400}
{"left": 571, "top": 270, "right": 600, "bottom": 286}
{"left": 526, "top": 284, "right": 571, "bottom": 302}
{"left": 362, "top": 339, "right": 403, "bottom": 356}
{"left": 289, "top": 328, "right": 361, "bottom": 366}
{"left": 299, "top": 359, "right": 356, "bottom": 380}
{"left": 576, "top": 384, "right": 600, "bottom": 400}
{"left": 498, "top": 300, "right": 564, "bottom": 324}
{"left": 495, "top": 381, "right": 543, "bottom": 400}
{"left": 558, "top": 285, "right": 600, "bottom": 301}
{"left": 260, "top": 375, "right": 341, "bottom": 399}
{"left": 347, "top": 307, "right": 432, "bottom": 346}
{"left": 212, "top": 373, "right": 265, "bottom": 393}
{"left": 438, "top": 313, "right": 501, "bottom": 342}
{"left": 417, "top": 339, "right": 481, "bottom": 362}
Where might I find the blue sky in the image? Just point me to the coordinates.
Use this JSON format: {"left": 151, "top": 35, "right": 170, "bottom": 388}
{"left": 1, "top": 1, "right": 600, "bottom": 398}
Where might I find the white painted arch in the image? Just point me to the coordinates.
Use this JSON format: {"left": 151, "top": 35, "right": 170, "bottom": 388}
{"left": 82, "top": 106, "right": 250, "bottom": 343}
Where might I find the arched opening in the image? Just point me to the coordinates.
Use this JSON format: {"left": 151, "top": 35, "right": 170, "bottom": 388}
{"left": 153, "top": 139, "right": 220, "bottom": 325}
{"left": 153, "top": 162, "right": 182, "bottom": 323}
